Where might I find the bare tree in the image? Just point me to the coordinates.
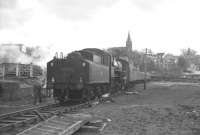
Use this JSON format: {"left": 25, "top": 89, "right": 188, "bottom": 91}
{"left": 177, "top": 56, "right": 189, "bottom": 72}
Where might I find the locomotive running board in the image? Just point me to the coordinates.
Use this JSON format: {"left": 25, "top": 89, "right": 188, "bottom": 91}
{"left": 17, "top": 113, "right": 92, "bottom": 135}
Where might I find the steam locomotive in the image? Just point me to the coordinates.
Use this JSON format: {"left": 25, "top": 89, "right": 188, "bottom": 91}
{"left": 46, "top": 48, "right": 150, "bottom": 103}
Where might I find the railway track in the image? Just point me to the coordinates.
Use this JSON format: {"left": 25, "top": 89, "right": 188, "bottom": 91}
{"left": 151, "top": 77, "right": 200, "bottom": 83}
{"left": 0, "top": 101, "right": 91, "bottom": 134}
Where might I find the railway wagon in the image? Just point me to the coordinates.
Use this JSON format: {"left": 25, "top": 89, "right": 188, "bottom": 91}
{"left": 116, "top": 58, "right": 148, "bottom": 88}
{"left": 129, "top": 66, "right": 151, "bottom": 84}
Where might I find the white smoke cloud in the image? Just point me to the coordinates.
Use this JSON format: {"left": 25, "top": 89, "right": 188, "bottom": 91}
{"left": 0, "top": 44, "right": 50, "bottom": 67}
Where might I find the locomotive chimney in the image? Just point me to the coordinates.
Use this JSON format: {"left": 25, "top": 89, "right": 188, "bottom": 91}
{"left": 60, "top": 52, "right": 63, "bottom": 59}
{"left": 55, "top": 52, "right": 58, "bottom": 59}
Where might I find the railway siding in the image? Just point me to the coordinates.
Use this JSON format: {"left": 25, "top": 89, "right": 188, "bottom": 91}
{"left": 0, "top": 102, "right": 91, "bottom": 134}
{"left": 17, "top": 113, "right": 92, "bottom": 135}
{"left": 0, "top": 103, "right": 58, "bottom": 133}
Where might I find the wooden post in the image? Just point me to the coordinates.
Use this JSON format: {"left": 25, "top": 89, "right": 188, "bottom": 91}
{"left": 2, "top": 64, "right": 5, "bottom": 80}
{"left": 144, "top": 48, "right": 147, "bottom": 90}
{"left": 109, "top": 54, "right": 112, "bottom": 94}
{"left": 16, "top": 63, "right": 19, "bottom": 77}
{"left": 30, "top": 63, "right": 33, "bottom": 77}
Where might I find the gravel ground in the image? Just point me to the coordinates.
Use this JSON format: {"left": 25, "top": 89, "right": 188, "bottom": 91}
{"left": 77, "top": 81, "right": 200, "bottom": 135}
{"left": 2, "top": 81, "right": 200, "bottom": 135}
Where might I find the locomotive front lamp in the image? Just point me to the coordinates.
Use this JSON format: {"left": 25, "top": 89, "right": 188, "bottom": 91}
{"left": 51, "top": 77, "right": 55, "bottom": 83}
{"left": 82, "top": 62, "right": 86, "bottom": 67}
{"left": 80, "top": 77, "right": 83, "bottom": 83}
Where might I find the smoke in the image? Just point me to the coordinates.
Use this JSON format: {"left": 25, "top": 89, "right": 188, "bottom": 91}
{"left": 0, "top": 44, "right": 50, "bottom": 67}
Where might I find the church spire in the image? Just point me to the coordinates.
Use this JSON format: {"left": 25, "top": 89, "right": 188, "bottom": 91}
{"left": 126, "top": 31, "right": 132, "bottom": 50}
{"left": 127, "top": 31, "right": 131, "bottom": 41}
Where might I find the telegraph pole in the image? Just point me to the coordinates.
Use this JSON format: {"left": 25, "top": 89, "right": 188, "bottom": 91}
{"left": 2, "top": 64, "right": 5, "bottom": 80}
{"left": 144, "top": 48, "right": 148, "bottom": 90}
{"left": 143, "top": 48, "right": 152, "bottom": 90}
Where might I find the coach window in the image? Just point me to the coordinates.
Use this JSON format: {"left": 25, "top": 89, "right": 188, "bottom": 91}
{"left": 113, "top": 58, "right": 118, "bottom": 67}
{"left": 93, "top": 54, "right": 101, "bottom": 64}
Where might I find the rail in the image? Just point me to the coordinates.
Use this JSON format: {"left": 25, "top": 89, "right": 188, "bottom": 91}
{"left": 151, "top": 76, "right": 200, "bottom": 83}
{"left": 0, "top": 101, "right": 91, "bottom": 134}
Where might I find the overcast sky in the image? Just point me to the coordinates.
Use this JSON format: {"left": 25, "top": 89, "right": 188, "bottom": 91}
{"left": 0, "top": 0, "right": 200, "bottom": 57}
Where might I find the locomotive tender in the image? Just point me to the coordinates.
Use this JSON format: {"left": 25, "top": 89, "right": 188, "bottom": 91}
{"left": 47, "top": 48, "right": 150, "bottom": 103}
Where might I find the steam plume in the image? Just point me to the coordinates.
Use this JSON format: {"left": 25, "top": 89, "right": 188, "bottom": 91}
{"left": 0, "top": 44, "right": 49, "bottom": 67}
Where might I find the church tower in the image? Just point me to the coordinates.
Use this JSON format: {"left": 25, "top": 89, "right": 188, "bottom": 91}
{"left": 126, "top": 32, "right": 132, "bottom": 58}
{"left": 126, "top": 32, "right": 132, "bottom": 51}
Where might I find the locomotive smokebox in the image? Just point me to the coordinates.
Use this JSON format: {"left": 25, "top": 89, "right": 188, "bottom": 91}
{"left": 47, "top": 51, "right": 88, "bottom": 102}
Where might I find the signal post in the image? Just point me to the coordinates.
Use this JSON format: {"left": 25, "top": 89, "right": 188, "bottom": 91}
{"left": 144, "top": 48, "right": 152, "bottom": 90}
